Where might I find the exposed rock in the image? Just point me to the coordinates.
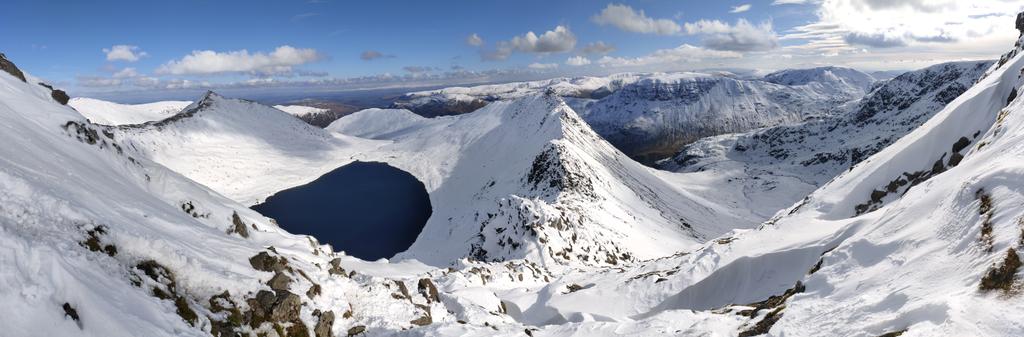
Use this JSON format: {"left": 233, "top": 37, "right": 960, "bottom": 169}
{"left": 37, "top": 82, "right": 69, "bottom": 105}
{"left": 410, "top": 314, "right": 432, "bottom": 326}
{"left": 0, "top": 53, "right": 26, "bottom": 82}
{"left": 229, "top": 211, "right": 250, "bottom": 238}
{"left": 980, "top": 248, "right": 1022, "bottom": 292}
{"left": 62, "top": 302, "right": 80, "bottom": 324}
{"left": 268, "top": 272, "right": 292, "bottom": 291}
{"left": 417, "top": 278, "right": 440, "bottom": 303}
{"left": 347, "top": 325, "right": 366, "bottom": 336}
{"left": 250, "top": 251, "right": 289, "bottom": 272}
{"left": 328, "top": 258, "right": 347, "bottom": 276}
{"left": 306, "top": 283, "right": 321, "bottom": 299}
{"left": 269, "top": 291, "right": 302, "bottom": 322}
{"left": 314, "top": 310, "right": 335, "bottom": 337}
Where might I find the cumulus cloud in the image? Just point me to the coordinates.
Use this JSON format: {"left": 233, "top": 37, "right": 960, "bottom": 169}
{"left": 566, "top": 56, "right": 591, "bottom": 66}
{"left": 156, "top": 46, "right": 322, "bottom": 76}
{"left": 591, "top": 4, "right": 682, "bottom": 35}
{"left": 596, "top": 44, "right": 741, "bottom": 68}
{"left": 481, "top": 25, "right": 577, "bottom": 61}
{"left": 527, "top": 62, "right": 559, "bottom": 70}
{"left": 466, "top": 33, "right": 484, "bottom": 46}
{"left": 783, "top": 0, "right": 1019, "bottom": 57}
{"left": 582, "top": 41, "right": 616, "bottom": 55}
{"left": 684, "top": 19, "right": 780, "bottom": 51}
{"left": 103, "top": 45, "right": 147, "bottom": 62}
{"left": 730, "top": 4, "right": 752, "bottom": 13}
{"left": 360, "top": 50, "right": 394, "bottom": 61}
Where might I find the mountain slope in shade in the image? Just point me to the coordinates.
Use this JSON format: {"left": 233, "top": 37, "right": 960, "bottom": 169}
{"left": 69, "top": 97, "right": 192, "bottom": 125}
{"left": 660, "top": 60, "right": 993, "bottom": 220}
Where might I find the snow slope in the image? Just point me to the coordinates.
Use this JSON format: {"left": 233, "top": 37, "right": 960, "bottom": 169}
{"left": 0, "top": 55, "right": 472, "bottom": 337}
{"left": 273, "top": 104, "right": 330, "bottom": 118}
{"left": 392, "top": 73, "right": 644, "bottom": 117}
{"left": 398, "top": 68, "right": 875, "bottom": 164}
{"left": 69, "top": 97, "right": 192, "bottom": 125}
{"left": 582, "top": 70, "right": 868, "bottom": 164}
{"left": 660, "top": 60, "right": 992, "bottom": 221}
{"left": 329, "top": 96, "right": 755, "bottom": 266}
{"left": 111, "top": 93, "right": 380, "bottom": 205}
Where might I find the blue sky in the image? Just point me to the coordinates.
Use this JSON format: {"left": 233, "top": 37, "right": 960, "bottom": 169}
{"left": 2, "top": 0, "right": 1020, "bottom": 99}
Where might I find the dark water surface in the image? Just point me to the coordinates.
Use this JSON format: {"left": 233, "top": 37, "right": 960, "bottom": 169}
{"left": 252, "top": 161, "right": 432, "bottom": 260}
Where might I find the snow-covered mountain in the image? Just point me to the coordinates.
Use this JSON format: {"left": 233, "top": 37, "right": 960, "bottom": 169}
{"left": 274, "top": 104, "right": 357, "bottom": 128}
{"left": 397, "top": 68, "right": 875, "bottom": 164}
{"left": 328, "top": 96, "right": 758, "bottom": 266}
{"left": 0, "top": 52, "right": 458, "bottom": 337}
{"left": 72, "top": 86, "right": 758, "bottom": 268}
{"left": 582, "top": 70, "right": 872, "bottom": 164}
{"left": 660, "top": 60, "right": 993, "bottom": 220}
{"left": 69, "top": 97, "right": 192, "bottom": 125}
{"left": 4, "top": 11, "right": 1024, "bottom": 337}
{"left": 109, "top": 93, "right": 378, "bottom": 205}
{"left": 763, "top": 66, "right": 877, "bottom": 100}
{"left": 392, "top": 73, "right": 644, "bottom": 117}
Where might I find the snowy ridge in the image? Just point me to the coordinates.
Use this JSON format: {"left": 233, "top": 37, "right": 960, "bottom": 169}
{"left": 763, "top": 66, "right": 876, "bottom": 100}
{"left": 0, "top": 57, "right": 451, "bottom": 337}
{"left": 69, "top": 97, "right": 192, "bottom": 125}
{"left": 111, "top": 92, "right": 379, "bottom": 205}
{"left": 331, "top": 95, "right": 752, "bottom": 266}
{"left": 662, "top": 60, "right": 992, "bottom": 220}
{"left": 392, "top": 73, "right": 644, "bottom": 117}
{"left": 397, "top": 68, "right": 875, "bottom": 164}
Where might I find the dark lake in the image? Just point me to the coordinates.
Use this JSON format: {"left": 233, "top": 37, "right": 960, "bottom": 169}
{"left": 252, "top": 161, "right": 432, "bottom": 260}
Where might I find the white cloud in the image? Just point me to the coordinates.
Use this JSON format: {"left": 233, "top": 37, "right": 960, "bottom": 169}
{"left": 112, "top": 67, "right": 139, "bottom": 78}
{"left": 527, "top": 62, "right": 559, "bottom": 70}
{"left": 466, "top": 33, "right": 484, "bottom": 47}
{"left": 566, "top": 56, "right": 591, "bottom": 66}
{"left": 103, "top": 45, "right": 147, "bottom": 62}
{"left": 482, "top": 26, "right": 577, "bottom": 61}
{"left": 784, "top": 0, "right": 1020, "bottom": 56}
{"left": 596, "top": 44, "right": 741, "bottom": 68}
{"left": 157, "top": 46, "right": 322, "bottom": 75}
{"left": 509, "top": 26, "right": 576, "bottom": 53}
{"left": 591, "top": 4, "right": 682, "bottom": 35}
{"left": 730, "top": 4, "right": 752, "bottom": 13}
{"left": 684, "top": 19, "right": 780, "bottom": 51}
{"left": 582, "top": 41, "right": 616, "bottom": 55}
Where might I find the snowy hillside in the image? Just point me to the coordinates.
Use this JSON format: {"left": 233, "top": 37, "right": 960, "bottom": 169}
{"left": 69, "top": 97, "right": 191, "bottom": 125}
{"left": 111, "top": 92, "right": 380, "bottom": 205}
{"left": 661, "top": 60, "right": 992, "bottom": 220}
{"left": 0, "top": 53, "right": 479, "bottom": 337}
{"left": 329, "top": 96, "right": 758, "bottom": 266}
{"left": 5, "top": 10, "right": 1024, "bottom": 337}
{"left": 397, "top": 68, "right": 875, "bottom": 164}
{"left": 582, "top": 70, "right": 869, "bottom": 164}
{"left": 763, "top": 66, "right": 876, "bottom": 100}
{"left": 392, "top": 73, "right": 644, "bottom": 117}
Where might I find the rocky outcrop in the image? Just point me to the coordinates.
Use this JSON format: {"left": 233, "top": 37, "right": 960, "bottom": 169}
{"left": 0, "top": 53, "right": 26, "bottom": 82}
